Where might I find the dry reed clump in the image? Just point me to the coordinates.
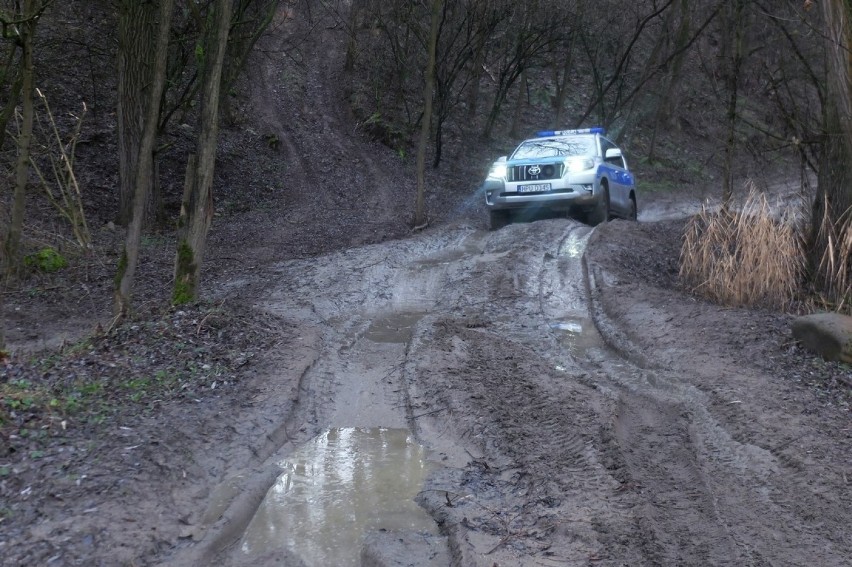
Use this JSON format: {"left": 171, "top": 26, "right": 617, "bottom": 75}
{"left": 679, "top": 187, "right": 804, "bottom": 310}
{"left": 812, "top": 199, "right": 852, "bottom": 313}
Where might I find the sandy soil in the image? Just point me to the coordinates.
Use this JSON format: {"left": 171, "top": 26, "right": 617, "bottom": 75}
{"left": 1, "top": 5, "right": 850, "bottom": 567}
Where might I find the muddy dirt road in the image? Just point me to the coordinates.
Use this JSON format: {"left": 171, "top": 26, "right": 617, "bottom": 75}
{"left": 160, "top": 217, "right": 851, "bottom": 566}
{"left": 3, "top": 4, "right": 849, "bottom": 565}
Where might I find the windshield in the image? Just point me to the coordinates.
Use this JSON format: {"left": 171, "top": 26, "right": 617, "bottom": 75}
{"left": 511, "top": 137, "right": 595, "bottom": 159}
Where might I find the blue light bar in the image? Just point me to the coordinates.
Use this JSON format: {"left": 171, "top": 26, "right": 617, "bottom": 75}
{"left": 536, "top": 127, "right": 605, "bottom": 137}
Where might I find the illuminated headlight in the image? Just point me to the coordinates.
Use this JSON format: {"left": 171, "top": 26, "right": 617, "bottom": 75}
{"left": 487, "top": 162, "right": 507, "bottom": 179}
{"left": 565, "top": 158, "right": 594, "bottom": 173}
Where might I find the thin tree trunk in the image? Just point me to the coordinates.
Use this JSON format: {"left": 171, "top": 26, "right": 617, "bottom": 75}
{"left": 0, "top": 43, "right": 22, "bottom": 154}
{"left": 116, "top": 0, "right": 157, "bottom": 226}
{"left": 721, "top": 0, "right": 745, "bottom": 209}
{"left": 648, "top": 0, "right": 691, "bottom": 162}
{"left": 5, "top": 0, "right": 37, "bottom": 276}
{"left": 466, "top": 33, "right": 486, "bottom": 120}
{"left": 553, "top": 37, "right": 575, "bottom": 126}
{"left": 414, "top": 0, "right": 441, "bottom": 228}
{"left": 173, "top": 0, "right": 233, "bottom": 304}
{"left": 813, "top": 0, "right": 852, "bottom": 293}
{"left": 0, "top": 281, "right": 5, "bottom": 352}
{"left": 510, "top": 67, "right": 528, "bottom": 137}
{"left": 115, "top": 0, "right": 175, "bottom": 316}
{"left": 483, "top": 75, "right": 514, "bottom": 139}
{"left": 345, "top": 0, "right": 363, "bottom": 72}
{"left": 0, "top": 225, "right": 5, "bottom": 352}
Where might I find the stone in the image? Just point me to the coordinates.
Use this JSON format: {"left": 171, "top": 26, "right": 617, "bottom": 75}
{"left": 791, "top": 312, "right": 852, "bottom": 364}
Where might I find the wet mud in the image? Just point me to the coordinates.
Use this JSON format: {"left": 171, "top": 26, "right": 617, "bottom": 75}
{"left": 171, "top": 216, "right": 851, "bottom": 566}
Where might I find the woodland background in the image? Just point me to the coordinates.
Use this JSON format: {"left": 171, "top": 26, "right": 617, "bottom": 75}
{"left": 0, "top": 0, "right": 851, "bottom": 351}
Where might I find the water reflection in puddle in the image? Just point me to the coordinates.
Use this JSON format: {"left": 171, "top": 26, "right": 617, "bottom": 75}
{"left": 241, "top": 428, "right": 437, "bottom": 565}
{"left": 558, "top": 231, "right": 588, "bottom": 258}
{"left": 550, "top": 318, "right": 605, "bottom": 357}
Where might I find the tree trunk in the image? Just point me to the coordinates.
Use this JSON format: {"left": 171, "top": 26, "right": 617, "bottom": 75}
{"left": 0, "top": 279, "right": 5, "bottom": 352}
{"left": 510, "top": 67, "right": 528, "bottom": 137}
{"left": 116, "top": 0, "right": 157, "bottom": 226}
{"left": 345, "top": 0, "right": 364, "bottom": 72}
{"left": 114, "top": 0, "right": 175, "bottom": 316}
{"left": 483, "top": 72, "right": 516, "bottom": 139}
{"left": 552, "top": 37, "right": 575, "bottom": 126}
{"left": 466, "top": 33, "right": 486, "bottom": 120}
{"left": 0, "top": 221, "right": 5, "bottom": 352}
{"left": 721, "top": 0, "right": 745, "bottom": 209}
{"left": 4, "top": 0, "right": 37, "bottom": 277}
{"left": 812, "top": 0, "right": 852, "bottom": 296}
{"left": 414, "top": 0, "right": 441, "bottom": 228}
{"left": 648, "top": 0, "right": 691, "bottom": 162}
{"left": 433, "top": 109, "right": 443, "bottom": 169}
{"left": 0, "top": 43, "right": 22, "bottom": 154}
{"left": 173, "top": 0, "right": 233, "bottom": 304}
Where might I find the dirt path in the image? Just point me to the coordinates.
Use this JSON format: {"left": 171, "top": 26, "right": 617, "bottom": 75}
{"left": 158, "top": 213, "right": 850, "bottom": 566}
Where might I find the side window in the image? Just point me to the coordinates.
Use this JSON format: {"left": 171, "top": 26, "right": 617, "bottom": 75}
{"left": 601, "top": 137, "right": 625, "bottom": 169}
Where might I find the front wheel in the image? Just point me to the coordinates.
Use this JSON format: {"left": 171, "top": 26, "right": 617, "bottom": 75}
{"left": 627, "top": 196, "right": 638, "bottom": 221}
{"left": 586, "top": 183, "right": 610, "bottom": 226}
{"left": 489, "top": 209, "right": 511, "bottom": 230}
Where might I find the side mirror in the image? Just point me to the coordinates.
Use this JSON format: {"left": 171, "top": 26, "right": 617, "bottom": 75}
{"left": 605, "top": 148, "right": 622, "bottom": 159}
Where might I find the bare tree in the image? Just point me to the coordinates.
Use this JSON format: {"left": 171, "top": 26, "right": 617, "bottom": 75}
{"left": 0, "top": 35, "right": 21, "bottom": 153}
{"left": 574, "top": 0, "right": 676, "bottom": 129}
{"left": 173, "top": 0, "right": 233, "bottom": 304}
{"left": 414, "top": 0, "right": 440, "bottom": 227}
{"left": 431, "top": 0, "right": 511, "bottom": 166}
{"left": 647, "top": 0, "right": 693, "bottom": 162}
{"left": 812, "top": 0, "right": 852, "bottom": 297}
{"left": 115, "top": 0, "right": 157, "bottom": 226}
{"left": 2, "top": 0, "right": 46, "bottom": 276}
{"left": 481, "top": 2, "right": 566, "bottom": 138}
{"left": 721, "top": 0, "right": 747, "bottom": 207}
{"left": 114, "top": 0, "right": 174, "bottom": 316}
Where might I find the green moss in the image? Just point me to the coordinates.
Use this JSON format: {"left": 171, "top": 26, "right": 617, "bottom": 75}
{"left": 172, "top": 241, "right": 196, "bottom": 305}
{"left": 24, "top": 247, "right": 67, "bottom": 273}
{"left": 114, "top": 248, "right": 128, "bottom": 289}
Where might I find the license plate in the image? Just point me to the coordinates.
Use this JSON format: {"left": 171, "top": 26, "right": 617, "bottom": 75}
{"left": 518, "top": 183, "right": 551, "bottom": 193}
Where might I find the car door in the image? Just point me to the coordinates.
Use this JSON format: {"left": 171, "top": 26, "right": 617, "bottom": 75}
{"left": 600, "top": 137, "right": 633, "bottom": 216}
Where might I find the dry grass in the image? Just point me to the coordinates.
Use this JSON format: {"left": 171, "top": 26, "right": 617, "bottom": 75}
{"left": 811, "top": 198, "right": 852, "bottom": 312}
{"left": 679, "top": 185, "right": 805, "bottom": 310}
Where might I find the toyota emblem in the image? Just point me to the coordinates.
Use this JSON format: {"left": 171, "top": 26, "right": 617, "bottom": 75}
{"left": 528, "top": 165, "right": 541, "bottom": 176}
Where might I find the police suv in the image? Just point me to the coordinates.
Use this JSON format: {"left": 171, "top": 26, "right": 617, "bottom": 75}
{"left": 481, "top": 128, "right": 637, "bottom": 230}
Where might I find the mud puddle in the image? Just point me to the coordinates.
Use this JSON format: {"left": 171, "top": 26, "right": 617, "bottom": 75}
{"left": 550, "top": 317, "right": 606, "bottom": 357}
{"left": 365, "top": 312, "right": 424, "bottom": 343}
{"left": 239, "top": 427, "right": 438, "bottom": 565}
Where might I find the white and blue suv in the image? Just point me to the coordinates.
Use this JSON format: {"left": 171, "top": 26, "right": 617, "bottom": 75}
{"left": 481, "top": 128, "right": 637, "bottom": 230}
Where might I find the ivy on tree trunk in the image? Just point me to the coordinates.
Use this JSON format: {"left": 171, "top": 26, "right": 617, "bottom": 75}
{"left": 173, "top": 0, "right": 233, "bottom": 304}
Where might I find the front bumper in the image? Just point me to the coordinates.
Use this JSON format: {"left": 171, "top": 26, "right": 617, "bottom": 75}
{"left": 482, "top": 175, "right": 599, "bottom": 212}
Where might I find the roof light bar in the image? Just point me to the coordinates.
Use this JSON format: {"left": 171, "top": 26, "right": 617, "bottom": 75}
{"left": 536, "top": 127, "right": 605, "bottom": 137}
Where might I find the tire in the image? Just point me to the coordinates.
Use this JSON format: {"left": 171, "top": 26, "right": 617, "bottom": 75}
{"left": 489, "top": 209, "right": 511, "bottom": 230}
{"left": 627, "top": 195, "right": 638, "bottom": 221}
{"left": 586, "top": 182, "right": 610, "bottom": 226}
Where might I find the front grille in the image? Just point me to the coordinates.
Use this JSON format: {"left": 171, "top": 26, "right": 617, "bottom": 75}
{"left": 508, "top": 163, "right": 564, "bottom": 182}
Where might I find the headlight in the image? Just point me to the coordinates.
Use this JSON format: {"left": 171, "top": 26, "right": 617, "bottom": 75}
{"left": 487, "top": 162, "right": 507, "bottom": 179}
{"left": 565, "top": 157, "right": 594, "bottom": 173}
